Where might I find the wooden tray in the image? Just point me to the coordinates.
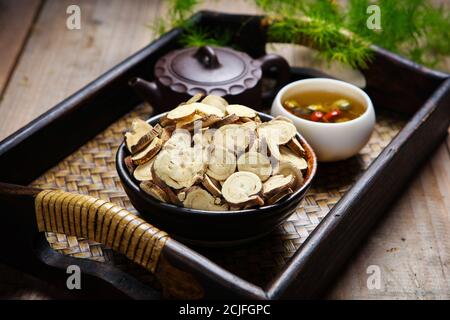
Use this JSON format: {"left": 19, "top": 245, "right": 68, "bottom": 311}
{"left": 0, "top": 11, "right": 449, "bottom": 299}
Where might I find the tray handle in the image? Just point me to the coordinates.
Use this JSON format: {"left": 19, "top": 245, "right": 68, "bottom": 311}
{"left": 34, "top": 189, "right": 169, "bottom": 275}
{"left": 0, "top": 182, "right": 265, "bottom": 299}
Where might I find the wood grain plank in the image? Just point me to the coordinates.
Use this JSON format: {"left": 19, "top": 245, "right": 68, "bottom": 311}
{"left": 327, "top": 142, "right": 450, "bottom": 299}
{"left": 0, "top": 0, "right": 448, "bottom": 300}
{"left": 0, "top": 0, "right": 160, "bottom": 141}
{"left": 268, "top": 40, "right": 449, "bottom": 300}
{"left": 0, "top": 0, "right": 163, "bottom": 298}
{"left": 0, "top": 0, "right": 42, "bottom": 95}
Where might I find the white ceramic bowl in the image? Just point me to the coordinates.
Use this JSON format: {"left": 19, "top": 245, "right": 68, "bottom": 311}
{"left": 271, "top": 78, "right": 375, "bottom": 162}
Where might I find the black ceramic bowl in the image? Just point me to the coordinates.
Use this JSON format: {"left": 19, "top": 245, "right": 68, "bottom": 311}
{"left": 116, "top": 112, "right": 317, "bottom": 246}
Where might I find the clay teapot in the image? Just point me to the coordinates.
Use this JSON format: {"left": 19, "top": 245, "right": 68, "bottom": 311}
{"left": 129, "top": 45, "right": 290, "bottom": 112}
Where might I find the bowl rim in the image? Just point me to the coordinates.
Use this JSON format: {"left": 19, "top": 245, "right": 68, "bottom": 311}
{"left": 116, "top": 111, "right": 317, "bottom": 217}
{"left": 274, "top": 78, "right": 374, "bottom": 128}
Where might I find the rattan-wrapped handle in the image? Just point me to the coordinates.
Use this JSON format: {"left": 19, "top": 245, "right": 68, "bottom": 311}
{"left": 0, "top": 183, "right": 266, "bottom": 299}
{"left": 34, "top": 189, "right": 169, "bottom": 274}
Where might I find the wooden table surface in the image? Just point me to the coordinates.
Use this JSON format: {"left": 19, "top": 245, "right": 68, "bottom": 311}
{"left": 0, "top": 0, "right": 449, "bottom": 300}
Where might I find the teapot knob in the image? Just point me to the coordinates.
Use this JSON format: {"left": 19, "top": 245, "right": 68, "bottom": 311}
{"left": 193, "top": 46, "right": 221, "bottom": 69}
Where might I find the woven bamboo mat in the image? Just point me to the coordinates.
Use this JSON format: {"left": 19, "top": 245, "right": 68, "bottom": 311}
{"left": 31, "top": 102, "right": 406, "bottom": 286}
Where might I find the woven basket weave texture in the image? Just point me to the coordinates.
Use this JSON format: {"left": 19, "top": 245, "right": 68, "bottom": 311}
{"left": 31, "top": 103, "right": 405, "bottom": 285}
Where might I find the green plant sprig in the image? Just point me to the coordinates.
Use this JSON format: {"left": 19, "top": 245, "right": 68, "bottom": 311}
{"left": 346, "top": 0, "right": 450, "bottom": 67}
{"left": 153, "top": 0, "right": 450, "bottom": 70}
{"left": 264, "top": 14, "right": 373, "bottom": 69}
{"left": 178, "top": 25, "right": 233, "bottom": 48}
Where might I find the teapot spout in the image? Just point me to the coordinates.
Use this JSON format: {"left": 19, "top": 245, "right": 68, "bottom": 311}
{"left": 128, "top": 77, "right": 163, "bottom": 111}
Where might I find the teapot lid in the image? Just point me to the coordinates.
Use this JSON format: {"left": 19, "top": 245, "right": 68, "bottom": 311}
{"left": 154, "top": 46, "right": 262, "bottom": 96}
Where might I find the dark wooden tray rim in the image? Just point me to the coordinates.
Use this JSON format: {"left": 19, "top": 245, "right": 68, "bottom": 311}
{"left": 0, "top": 11, "right": 449, "bottom": 299}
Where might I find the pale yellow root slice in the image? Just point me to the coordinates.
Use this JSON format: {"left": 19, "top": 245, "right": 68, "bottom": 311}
{"left": 140, "top": 181, "right": 169, "bottom": 203}
{"left": 133, "top": 158, "right": 154, "bottom": 181}
{"left": 248, "top": 137, "right": 260, "bottom": 153}
{"left": 257, "top": 120, "right": 297, "bottom": 145}
{"left": 266, "top": 188, "right": 293, "bottom": 205}
{"left": 222, "top": 171, "right": 262, "bottom": 205}
{"left": 280, "top": 146, "right": 308, "bottom": 170}
{"left": 167, "top": 104, "right": 197, "bottom": 120}
{"left": 250, "top": 132, "right": 280, "bottom": 160}
{"left": 239, "top": 117, "right": 255, "bottom": 123}
{"left": 206, "top": 146, "right": 236, "bottom": 181}
{"left": 153, "top": 148, "right": 205, "bottom": 189}
{"left": 255, "top": 135, "right": 278, "bottom": 160}
{"left": 274, "top": 115, "right": 294, "bottom": 124}
{"left": 213, "top": 124, "right": 254, "bottom": 154}
{"left": 237, "top": 152, "right": 272, "bottom": 182}
{"left": 164, "top": 130, "right": 192, "bottom": 150}
{"left": 193, "top": 128, "right": 214, "bottom": 149}
{"left": 213, "top": 114, "right": 240, "bottom": 128}
{"left": 193, "top": 102, "right": 225, "bottom": 117}
{"left": 267, "top": 136, "right": 281, "bottom": 160}
{"left": 180, "top": 114, "right": 221, "bottom": 131}
{"left": 183, "top": 186, "right": 228, "bottom": 211}
{"left": 177, "top": 190, "right": 187, "bottom": 202}
{"left": 201, "top": 95, "right": 228, "bottom": 112}
{"left": 186, "top": 93, "right": 204, "bottom": 104}
{"left": 274, "top": 160, "right": 304, "bottom": 189}
{"left": 228, "top": 197, "right": 264, "bottom": 210}
{"left": 175, "top": 114, "right": 203, "bottom": 129}
{"left": 226, "top": 104, "right": 257, "bottom": 118}
{"left": 160, "top": 151, "right": 204, "bottom": 189}
{"left": 263, "top": 174, "right": 294, "bottom": 198}
{"left": 241, "top": 120, "right": 257, "bottom": 132}
{"left": 253, "top": 135, "right": 271, "bottom": 157}
{"left": 241, "top": 195, "right": 265, "bottom": 208}
{"left": 287, "top": 137, "right": 306, "bottom": 157}
{"left": 125, "top": 119, "right": 154, "bottom": 154}
{"left": 150, "top": 164, "right": 184, "bottom": 205}
{"left": 131, "top": 137, "right": 163, "bottom": 165}
{"left": 201, "top": 175, "right": 222, "bottom": 197}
